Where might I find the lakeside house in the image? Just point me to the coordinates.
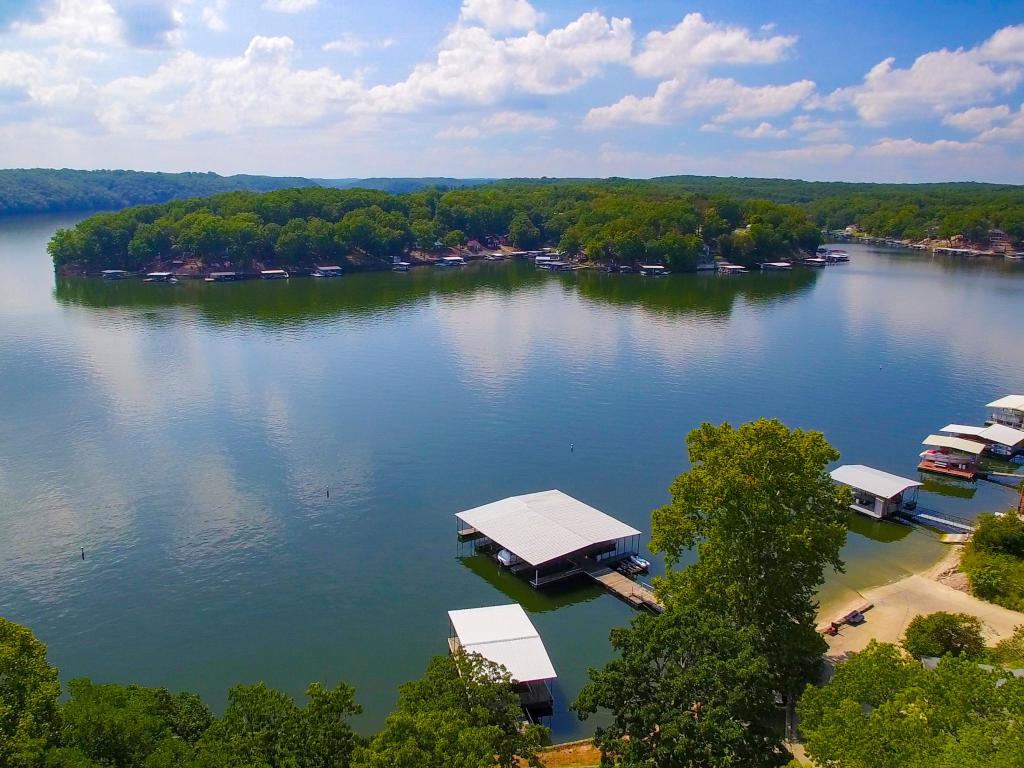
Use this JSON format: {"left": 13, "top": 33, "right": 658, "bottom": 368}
{"left": 830, "top": 464, "right": 922, "bottom": 520}
{"left": 447, "top": 604, "right": 556, "bottom": 721}
{"left": 987, "top": 395, "right": 1024, "bottom": 430}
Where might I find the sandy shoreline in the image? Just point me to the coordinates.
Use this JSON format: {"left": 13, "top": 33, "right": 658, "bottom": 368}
{"left": 818, "top": 546, "right": 1023, "bottom": 662}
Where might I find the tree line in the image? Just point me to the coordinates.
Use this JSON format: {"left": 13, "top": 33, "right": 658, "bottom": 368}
{"left": 48, "top": 183, "right": 823, "bottom": 274}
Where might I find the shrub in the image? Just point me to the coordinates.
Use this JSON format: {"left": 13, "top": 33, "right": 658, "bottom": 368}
{"left": 972, "top": 512, "right": 1024, "bottom": 558}
{"left": 989, "top": 626, "right": 1024, "bottom": 667}
{"left": 901, "top": 612, "right": 984, "bottom": 659}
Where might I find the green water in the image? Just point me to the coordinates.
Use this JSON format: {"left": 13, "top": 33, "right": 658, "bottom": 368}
{"left": 1, "top": 213, "right": 1022, "bottom": 738}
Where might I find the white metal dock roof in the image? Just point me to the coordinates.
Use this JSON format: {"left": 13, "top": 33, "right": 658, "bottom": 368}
{"left": 980, "top": 423, "right": 1024, "bottom": 447}
{"left": 941, "top": 424, "right": 987, "bottom": 437}
{"left": 455, "top": 489, "right": 640, "bottom": 566}
{"left": 830, "top": 465, "right": 922, "bottom": 499}
{"left": 448, "top": 604, "right": 556, "bottom": 683}
{"left": 922, "top": 435, "right": 986, "bottom": 455}
{"left": 988, "top": 395, "right": 1024, "bottom": 410}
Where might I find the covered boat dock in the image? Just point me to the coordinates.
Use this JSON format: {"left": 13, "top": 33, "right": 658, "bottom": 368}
{"left": 941, "top": 423, "right": 1024, "bottom": 459}
{"left": 455, "top": 490, "right": 660, "bottom": 610}
{"left": 830, "top": 464, "right": 922, "bottom": 519}
{"left": 919, "top": 435, "right": 986, "bottom": 479}
{"left": 447, "top": 604, "right": 556, "bottom": 720}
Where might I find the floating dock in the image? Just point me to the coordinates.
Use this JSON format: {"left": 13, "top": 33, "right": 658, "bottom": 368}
{"left": 577, "top": 556, "right": 663, "bottom": 612}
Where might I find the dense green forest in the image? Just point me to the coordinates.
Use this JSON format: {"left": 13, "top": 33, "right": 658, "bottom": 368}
{"left": 0, "top": 169, "right": 319, "bottom": 216}
{"left": 8, "top": 168, "right": 1024, "bottom": 246}
{"left": 48, "top": 183, "right": 821, "bottom": 273}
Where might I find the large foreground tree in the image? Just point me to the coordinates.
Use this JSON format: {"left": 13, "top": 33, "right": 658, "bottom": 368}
{"left": 0, "top": 617, "right": 61, "bottom": 767}
{"left": 574, "top": 604, "right": 790, "bottom": 768}
{"left": 651, "top": 419, "right": 850, "bottom": 697}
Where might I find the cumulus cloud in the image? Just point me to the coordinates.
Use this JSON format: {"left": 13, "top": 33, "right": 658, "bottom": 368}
{"left": 747, "top": 143, "right": 855, "bottom": 162}
{"left": 789, "top": 115, "right": 848, "bottom": 143}
{"left": 201, "top": 0, "right": 227, "bottom": 31}
{"left": 977, "top": 104, "right": 1024, "bottom": 141}
{"left": 828, "top": 24, "right": 1024, "bottom": 123}
{"left": 632, "top": 12, "right": 797, "bottom": 78}
{"left": 734, "top": 121, "right": 789, "bottom": 139}
{"left": 322, "top": 33, "right": 394, "bottom": 55}
{"left": 459, "top": 0, "right": 542, "bottom": 34}
{"left": 437, "top": 109, "right": 557, "bottom": 139}
{"left": 586, "top": 75, "right": 815, "bottom": 127}
{"left": 12, "top": 0, "right": 185, "bottom": 48}
{"left": 942, "top": 104, "right": 1012, "bottom": 132}
{"left": 97, "top": 35, "right": 362, "bottom": 138}
{"left": 360, "top": 11, "right": 633, "bottom": 113}
{"left": 263, "top": 0, "right": 317, "bottom": 12}
{"left": 862, "top": 137, "right": 985, "bottom": 156}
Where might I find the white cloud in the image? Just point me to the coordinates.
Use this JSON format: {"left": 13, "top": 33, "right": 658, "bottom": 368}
{"left": 632, "top": 12, "right": 797, "bottom": 78}
{"left": 12, "top": 0, "right": 186, "bottom": 48}
{"left": 941, "top": 104, "right": 1011, "bottom": 132}
{"left": 435, "top": 110, "right": 556, "bottom": 140}
{"left": 789, "top": 115, "right": 847, "bottom": 143}
{"left": 97, "top": 35, "right": 363, "bottom": 138}
{"left": 734, "top": 121, "right": 789, "bottom": 139}
{"left": 586, "top": 75, "right": 815, "bottom": 127}
{"left": 13, "top": 0, "right": 123, "bottom": 46}
{"left": 862, "top": 137, "right": 985, "bottom": 156}
{"left": 747, "top": 143, "right": 855, "bottom": 162}
{"left": 828, "top": 24, "right": 1024, "bottom": 123}
{"left": 360, "top": 11, "right": 632, "bottom": 113}
{"left": 977, "top": 105, "right": 1024, "bottom": 141}
{"left": 263, "top": 0, "right": 317, "bottom": 12}
{"left": 323, "top": 33, "right": 395, "bottom": 55}
{"left": 484, "top": 110, "right": 556, "bottom": 131}
{"left": 201, "top": 0, "right": 228, "bottom": 31}
{"left": 459, "top": 0, "right": 542, "bottom": 34}
{"left": 436, "top": 125, "right": 481, "bottom": 140}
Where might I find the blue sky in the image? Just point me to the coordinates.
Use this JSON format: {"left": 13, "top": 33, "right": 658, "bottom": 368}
{"left": 0, "top": 0, "right": 1022, "bottom": 181}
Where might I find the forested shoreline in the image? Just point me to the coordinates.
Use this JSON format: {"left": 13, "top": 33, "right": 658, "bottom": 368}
{"left": 48, "top": 183, "right": 822, "bottom": 274}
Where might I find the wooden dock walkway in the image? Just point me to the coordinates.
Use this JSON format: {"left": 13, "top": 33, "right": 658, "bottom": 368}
{"left": 918, "top": 460, "right": 977, "bottom": 480}
{"left": 576, "top": 556, "right": 663, "bottom": 613}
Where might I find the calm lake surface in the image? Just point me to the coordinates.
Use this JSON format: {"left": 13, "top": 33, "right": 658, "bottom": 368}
{"left": 2, "top": 213, "right": 1023, "bottom": 738}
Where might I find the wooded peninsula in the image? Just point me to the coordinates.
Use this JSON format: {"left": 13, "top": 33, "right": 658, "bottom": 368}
{"left": 40, "top": 172, "right": 1024, "bottom": 276}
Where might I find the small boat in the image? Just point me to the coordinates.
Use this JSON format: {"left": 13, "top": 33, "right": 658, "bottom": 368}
{"left": 628, "top": 555, "right": 651, "bottom": 572}
{"left": 639, "top": 264, "right": 669, "bottom": 277}
{"left": 101, "top": 269, "right": 130, "bottom": 280}
{"left": 205, "top": 271, "right": 238, "bottom": 283}
{"left": 825, "top": 249, "right": 850, "bottom": 263}
{"left": 718, "top": 263, "right": 747, "bottom": 275}
{"left": 392, "top": 261, "right": 411, "bottom": 272}
{"left": 260, "top": 269, "right": 289, "bottom": 280}
{"left": 312, "top": 265, "right": 343, "bottom": 277}
{"left": 143, "top": 272, "right": 177, "bottom": 283}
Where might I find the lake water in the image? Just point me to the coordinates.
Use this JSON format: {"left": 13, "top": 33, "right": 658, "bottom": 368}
{"left": 1, "top": 213, "right": 1022, "bottom": 739}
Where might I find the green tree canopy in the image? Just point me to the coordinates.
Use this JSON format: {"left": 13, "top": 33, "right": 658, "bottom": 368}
{"left": 0, "top": 617, "right": 61, "bottom": 768}
{"left": 651, "top": 419, "right": 849, "bottom": 696}
{"left": 901, "top": 612, "right": 985, "bottom": 660}
{"left": 355, "top": 654, "right": 545, "bottom": 768}
{"left": 574, "top": 604, "right": 789, "bottom": 768}
{"left": 798, "top": 641, "right": 1024, "bottom": 768}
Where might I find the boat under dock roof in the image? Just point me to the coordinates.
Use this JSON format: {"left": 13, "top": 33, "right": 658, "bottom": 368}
{"left": 922, "top": 435, "right": 986, "bottom": 455}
